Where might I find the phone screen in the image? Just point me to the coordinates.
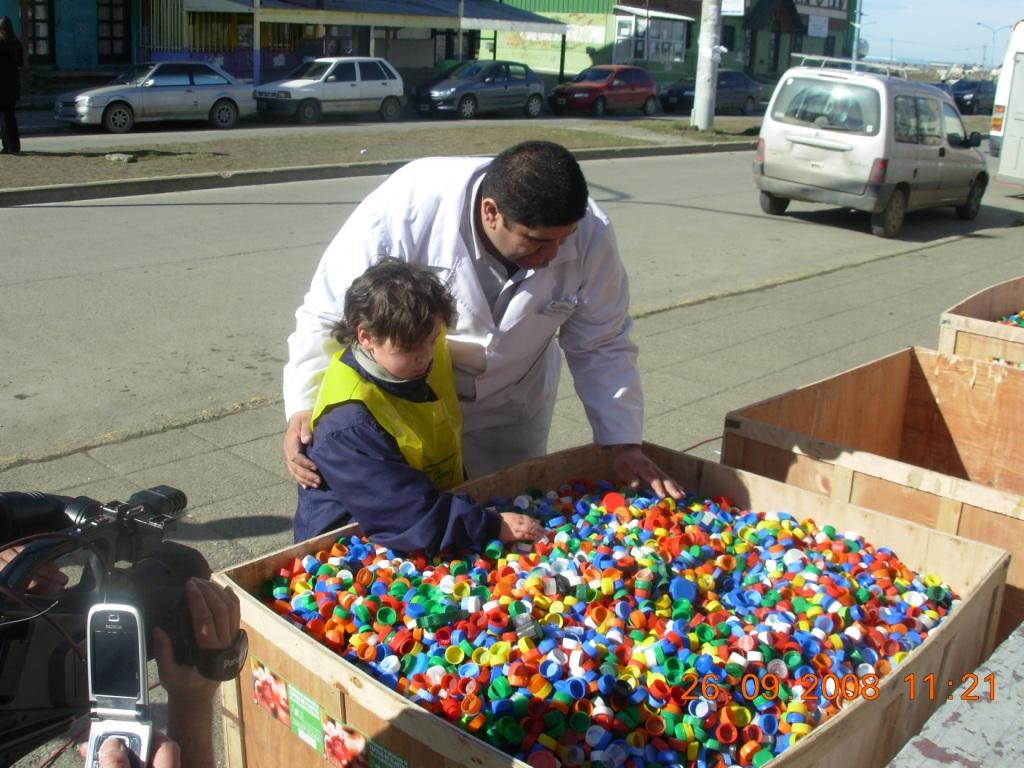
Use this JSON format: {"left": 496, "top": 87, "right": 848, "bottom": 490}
{"left": 91, "top": 621, "right": 142, "bottom": 699}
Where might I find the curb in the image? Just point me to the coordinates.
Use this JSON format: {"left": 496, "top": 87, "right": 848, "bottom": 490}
{"left": 0, "top": 141, "right": 757, "bottom": 206}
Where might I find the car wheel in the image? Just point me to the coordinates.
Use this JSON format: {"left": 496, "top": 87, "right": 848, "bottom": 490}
{"left": 457, "top": 95, "right": 478, "bottom": 119}
{"left": 591, "top": 97, "right": 606, "bottom": 117}
{"left": 550, "top": 104, "right": 565, "bottom": 116}
{"left": 524, "top": 94, "right": 543, "bottom": 118}
{"left": 871, "top": 188, "right": 907, "bottom": 237}
{"left": 102, "top": 102, "right": 134, "bottom": 133}
{"left": 956, "top": 176, "right": 986, "bottom": 220}
{"left": 759, "top": 192, "right": 789, "bottom": 216}
{"left": 209, "top": 99, "right": 238, "bottom": 130}
{"left": 379, "top": 96, "right": 401, "bottom": 122}
{"left": 742, "top": 96, "right": 756, "bottom": 116}
{"left": 642, "top": 96, "right": 657, "bottom": 116}
{"left": 297, "top": 99, "right": 321, "bottom": 124}
{"left": 662, "top": 103, "right": 676, "bottom": 114}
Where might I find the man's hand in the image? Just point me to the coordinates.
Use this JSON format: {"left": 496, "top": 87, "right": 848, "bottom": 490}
{"left": 283, "top": 410, "right": 320, "bottom": 488}
{"left": 607, "top": 444, "right": 684, "bottom": 500}
{"left": 497, "top": 513, "right": 545, "bottom": 544}
{"left": 0, "top": 546, "right": 68, "bottom": 595}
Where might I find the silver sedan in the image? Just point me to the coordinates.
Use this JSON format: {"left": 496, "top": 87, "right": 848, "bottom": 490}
{"left": 54, "top": 61, "right": 257, "bottom": 133}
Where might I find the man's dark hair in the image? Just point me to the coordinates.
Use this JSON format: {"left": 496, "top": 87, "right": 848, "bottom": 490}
{"left": 479, "top": 141, "right": 589, "bottom": 228}
{"left": 332, "top": 258, "right": 456, "bottom": 349}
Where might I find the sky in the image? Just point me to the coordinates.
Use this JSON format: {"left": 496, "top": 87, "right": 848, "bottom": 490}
{"left": 857, "top": 0, "right": 1021, "bottom": 68}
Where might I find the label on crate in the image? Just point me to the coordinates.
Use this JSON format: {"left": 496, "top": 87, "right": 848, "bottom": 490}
{"left": 366, "top": 741, "right": 409, "bottom": 768}
{"left": 289, "top": 683, "right": 325, "bottom": 753}
{"left": 250, "top": 656, "right": 382, "bottom": 767}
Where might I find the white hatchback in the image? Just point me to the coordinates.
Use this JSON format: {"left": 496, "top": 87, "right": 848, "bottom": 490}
{"left": 753, "top": 66, "right": 988, "bottom": 237}
{"left": 255, "top": 57, "right": 404, "bottom": 124}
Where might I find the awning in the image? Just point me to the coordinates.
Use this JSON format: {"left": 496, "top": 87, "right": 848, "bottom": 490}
{"left": 744, "top": 0, "right": 805, "bottom": 33}
{"left": 184, "top": 0, "right": 252, "bottom": 12}
{"left": 257, "top": 0, "right": 567, "bottom": 35}
{"left": 613, "top": 4, "right": 694, "bottom": 23}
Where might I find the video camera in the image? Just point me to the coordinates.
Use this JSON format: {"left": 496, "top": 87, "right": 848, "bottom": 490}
{"left": 0, "top": 486, "right": 213, "bottom": 765}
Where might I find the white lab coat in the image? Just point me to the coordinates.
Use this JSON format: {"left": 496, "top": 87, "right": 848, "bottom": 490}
{"left": 284, "top": 155, "right": 643, "bottom": 475}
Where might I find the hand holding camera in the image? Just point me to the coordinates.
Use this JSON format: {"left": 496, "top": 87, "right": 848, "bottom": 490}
{"left": 0, "top": 486, "right": 246, "bottom": 768}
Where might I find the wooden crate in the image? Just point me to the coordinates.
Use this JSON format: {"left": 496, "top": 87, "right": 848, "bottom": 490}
{"left": 722, "top": 347, "right": 1024, "bottom": 643}
{"left": 215, "top": 442, "right": 1008, "bottom": 768}
{"left": 938, "top": 275, "right": 1024, "bottom": 366}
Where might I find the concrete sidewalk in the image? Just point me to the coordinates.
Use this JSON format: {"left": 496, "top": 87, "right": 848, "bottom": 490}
{"left": 7, "top": 198, "right": 1024, "bottom": 764}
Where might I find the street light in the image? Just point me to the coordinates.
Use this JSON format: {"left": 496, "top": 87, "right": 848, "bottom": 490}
{"left": 977, "top": 22, "right": 1012, "bottom": 68}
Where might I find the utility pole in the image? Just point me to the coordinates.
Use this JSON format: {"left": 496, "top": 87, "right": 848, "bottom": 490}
{"left": 457, "top": 0, "right": 464, "bottom": 60}
{"left": 851, "top": 0, "right": 863, "bottom": 71}
{"left": 253, "top": 0, "right": 261, "bottom": 85}
{"left": 691, "top": 0, "right": 722, "bottom": 131}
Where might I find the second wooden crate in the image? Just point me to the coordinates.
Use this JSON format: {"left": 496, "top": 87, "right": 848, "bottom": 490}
{"left": 722, "top": 347, "right": 1024, "bottom": 642}
{"left": 938, "top": 275, "right": 1024, "bottom": 365}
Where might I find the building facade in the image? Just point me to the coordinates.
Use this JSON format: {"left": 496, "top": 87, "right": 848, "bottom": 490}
{"left": 0, "top": 0, "right": 855, "bottom": 87}
{"left": 499, "top": 0, "right": 854, "bottom": 84}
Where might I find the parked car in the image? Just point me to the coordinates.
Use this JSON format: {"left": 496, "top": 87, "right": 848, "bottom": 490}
{"left": 754, "top": 66, "right": 988, "bottom": 238}
{"left": 949, "top": 79, "right": 996, "bottom": 114}
{"left": 411, "top": 60, "right": 545, "bottom": 119}
{"left": 255, "top": 56, "right": 404, "bottom": 124}
{"left": 54, "top": 61, "right": 256, "bottom": 133}
{"left": 548, "top": 65, "right": 657, "bottom": 117}
{"left": 660, "top": 69, "right": 762, "bottom": 115}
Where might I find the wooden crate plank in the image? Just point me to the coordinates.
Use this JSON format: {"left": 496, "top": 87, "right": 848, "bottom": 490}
{"left": 955, "top": 332, "right": 1024, "bottom": 365}
{"left": 735, "top": 350, "right": 910, "bottom": 458}
{"left": 911, "top": 352, "right": 1024, "bottom": 494}
{"left": 898, "top": 355, "right": 968, "bottom": 481}
{"left": 959, "top": 504, "right": 1024, "bottom": 641}
{"left": 939, "top": 276, "right": 1024, "bottom": 364}
{"left": 944, "top": 275, "right": 1024, "bottom": 321}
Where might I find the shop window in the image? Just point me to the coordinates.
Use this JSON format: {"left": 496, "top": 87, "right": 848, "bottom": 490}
{"left": 98, "top": 0, "right": 131, "bottom": 63}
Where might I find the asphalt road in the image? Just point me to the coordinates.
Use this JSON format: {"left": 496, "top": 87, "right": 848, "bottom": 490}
{"left": 4, "top": 150, "right": 1019, "bottom": 466}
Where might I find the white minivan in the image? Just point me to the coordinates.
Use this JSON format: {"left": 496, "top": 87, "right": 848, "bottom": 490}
{"left": 753, "top": 66, "right": 988, "bottom": 237}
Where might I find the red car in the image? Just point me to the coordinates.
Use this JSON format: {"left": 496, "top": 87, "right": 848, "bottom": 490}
{"left": 548, "top": 64, "right": 658, "bottom": 117}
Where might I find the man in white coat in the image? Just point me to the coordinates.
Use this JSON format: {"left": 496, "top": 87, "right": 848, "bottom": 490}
{"left": 283, "top": 141, "right": 681, "bottom": 499}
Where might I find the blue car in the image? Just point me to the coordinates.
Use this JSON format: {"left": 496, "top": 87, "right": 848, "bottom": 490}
{"left": 411, "top": 60, "right": 545, "bottom": 119}
{"left": 660, "top": 69, "right": 761, "bottom": 115}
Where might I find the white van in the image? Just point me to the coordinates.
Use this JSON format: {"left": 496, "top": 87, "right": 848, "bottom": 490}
{"left": 754, "top": 66, "right": 988, "bottom": 237}
{"left": 989, "top": 19, "right": 1024, "bottom": 157}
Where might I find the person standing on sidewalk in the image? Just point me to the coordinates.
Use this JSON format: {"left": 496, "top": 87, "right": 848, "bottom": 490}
{"left": 0, "top": 16, "right": 23, "bottom": 156}
{"left": 283, "top": 140, "right": 683, "bottom": 501}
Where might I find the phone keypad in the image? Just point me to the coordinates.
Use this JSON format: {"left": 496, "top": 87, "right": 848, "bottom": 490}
{"left": 88, "top": 732, "right": 143, "bottom": 767}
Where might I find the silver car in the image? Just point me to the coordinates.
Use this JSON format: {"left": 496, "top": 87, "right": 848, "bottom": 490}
{"left": 54, "top": 61, "right": 257, "bottom": 133}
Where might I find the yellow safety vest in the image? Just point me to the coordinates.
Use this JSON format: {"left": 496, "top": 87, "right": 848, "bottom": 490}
{"left": 311, "top": 332, "right": 463, "bottom": 490}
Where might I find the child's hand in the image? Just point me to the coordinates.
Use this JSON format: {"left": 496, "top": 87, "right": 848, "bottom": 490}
{"left": 498, "top": 513, "right": 544, "bottom": 544}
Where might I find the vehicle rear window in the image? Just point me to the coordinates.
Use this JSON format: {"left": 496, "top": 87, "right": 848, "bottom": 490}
{"left": 771, "top": 77, "right": 880, "bottom": 135}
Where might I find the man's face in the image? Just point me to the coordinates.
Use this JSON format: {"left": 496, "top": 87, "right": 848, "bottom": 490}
{"left": 480, "top": 197, "right": 578, "bottom": 271}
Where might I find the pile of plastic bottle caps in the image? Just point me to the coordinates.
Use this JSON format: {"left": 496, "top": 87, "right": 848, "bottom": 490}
{"left": 264, "top": 481, "right": 958, "bottom": 768}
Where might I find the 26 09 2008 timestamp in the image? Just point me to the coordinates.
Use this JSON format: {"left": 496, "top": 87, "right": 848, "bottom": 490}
{"left": 903, "top": 672, "right": 997, "bottom": 701}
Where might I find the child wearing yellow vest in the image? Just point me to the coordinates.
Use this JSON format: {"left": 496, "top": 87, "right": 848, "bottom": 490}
{"left": 294, "top": 259, "right": 544, "bottom": 554}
